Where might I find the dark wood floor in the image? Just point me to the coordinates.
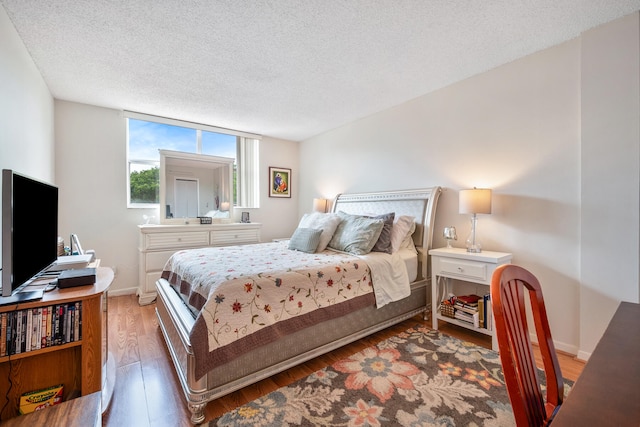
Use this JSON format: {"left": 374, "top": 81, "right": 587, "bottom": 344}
{"left": 101, "top": 294, "right": 584, "bottom": 426}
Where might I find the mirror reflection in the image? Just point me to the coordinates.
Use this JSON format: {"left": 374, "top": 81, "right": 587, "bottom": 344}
{"left": 159, "top": 149, "right": 234, "bottom": 224}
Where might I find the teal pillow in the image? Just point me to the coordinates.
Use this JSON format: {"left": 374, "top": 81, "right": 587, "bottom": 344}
{"left": 288, "top": 227, "right": 323, "bottom": 253}
{"left": 328, "top": 211, "right": 384, "bottom": 255}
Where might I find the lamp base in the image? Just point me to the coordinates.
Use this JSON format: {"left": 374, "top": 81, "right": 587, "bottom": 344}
{"left": 465, "top": 215, "right": 482, "bottom": 253}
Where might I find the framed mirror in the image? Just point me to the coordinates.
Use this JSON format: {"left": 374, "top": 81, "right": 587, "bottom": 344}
{"left": 159, "top": 149, "right": 234, "bottom": 224}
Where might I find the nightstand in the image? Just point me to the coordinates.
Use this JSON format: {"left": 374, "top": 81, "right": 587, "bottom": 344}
{"left": 429, "top": 247, "right": 512, "bottom": 350}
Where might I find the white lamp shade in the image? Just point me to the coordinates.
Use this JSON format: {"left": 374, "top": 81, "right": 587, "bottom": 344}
{"left": 459, "top": 188, "right": 492, "bottom": 214}
{"left": 313, "top": 198, "right": 328, "bottom": 213}
{"left": 220, "top": 202, "right": 230, "bottom": 211}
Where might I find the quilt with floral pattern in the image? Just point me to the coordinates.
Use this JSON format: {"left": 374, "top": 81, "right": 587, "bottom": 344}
{"left": 162, "top": 241, "right": 379, "bottom": 379}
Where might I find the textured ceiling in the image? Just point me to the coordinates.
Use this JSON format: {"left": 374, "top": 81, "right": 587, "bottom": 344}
{"left": 2, "top": 1, "right": 640, "bottom": 141}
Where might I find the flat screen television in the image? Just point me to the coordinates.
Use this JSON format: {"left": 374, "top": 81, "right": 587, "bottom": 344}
{"left": 1, "top": 169, "right": 58, "bottom": 299}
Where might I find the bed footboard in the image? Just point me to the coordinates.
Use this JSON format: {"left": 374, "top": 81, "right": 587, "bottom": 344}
{"left": 156, "top": 277, "right": 427, "bottom": 424}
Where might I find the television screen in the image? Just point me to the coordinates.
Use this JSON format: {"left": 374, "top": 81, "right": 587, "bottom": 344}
{"left": 2, "top": 169, "right": 58, "bottom": 296}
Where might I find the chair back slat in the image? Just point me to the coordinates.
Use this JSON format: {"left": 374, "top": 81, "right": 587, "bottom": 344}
{"left": 491, "top": 265, "right": 564, "bottom": 427}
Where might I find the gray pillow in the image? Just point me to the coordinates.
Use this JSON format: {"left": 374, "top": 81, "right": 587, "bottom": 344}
{"left": 328, "top": 211, "right": 384, "bottom": 255}
{"left": 370, "top": 212, "right": 395, "bottom": 254}
{"left": 288, "top": 227, "right": 323, "bottom": 253}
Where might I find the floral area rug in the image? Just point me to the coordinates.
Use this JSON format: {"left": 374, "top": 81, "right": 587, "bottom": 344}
{"left": 208, "top": 324, "right": 568, "bottom": 426}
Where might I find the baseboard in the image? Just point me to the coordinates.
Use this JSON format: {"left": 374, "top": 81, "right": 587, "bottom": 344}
{"left": 576, "top": 350, "right": 591, "bottom": 362}
{"left": 529, "top": 332, "right": 579, "bottom": 358}
{"left": 107, "top": 287, "right": 138, "bottom": 297}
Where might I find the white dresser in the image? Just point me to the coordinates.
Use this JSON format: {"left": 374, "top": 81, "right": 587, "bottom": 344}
{"left": 137, "top": 223, "right": 261, "bottom": 305}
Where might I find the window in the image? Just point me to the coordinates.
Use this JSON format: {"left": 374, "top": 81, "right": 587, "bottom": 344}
{"left": 126, "top": 112, "right": 260, "bottom": 208}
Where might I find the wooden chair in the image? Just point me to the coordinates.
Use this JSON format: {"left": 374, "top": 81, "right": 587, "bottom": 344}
{"left": 490, "top": 264, "right": 564, "bottom": 426}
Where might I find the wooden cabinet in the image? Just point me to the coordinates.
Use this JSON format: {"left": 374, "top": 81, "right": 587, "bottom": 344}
{"left": 137, "top": 223, "right": 262, "bottom": 304}
{"left": 429, "top": 248, "right": 512, "bottom": 350}
{"left": 0, "top": 267, "right": 113, "bottom": 421}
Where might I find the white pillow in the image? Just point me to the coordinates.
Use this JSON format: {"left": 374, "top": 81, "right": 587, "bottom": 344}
{"left": 298, "top": 212, "right": 342, "bottom": 252}
{"left": 390, "top": 215, "right": 416, "bottom": 253}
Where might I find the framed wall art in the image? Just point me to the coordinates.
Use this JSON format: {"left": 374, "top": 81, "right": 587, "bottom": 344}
{"left": 269, "top": 166, "right": 291, "bottom": 198}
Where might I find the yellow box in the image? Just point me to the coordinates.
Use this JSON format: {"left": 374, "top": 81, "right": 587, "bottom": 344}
{"left": 19, "top": 384, "right": 63, "bottom": 414}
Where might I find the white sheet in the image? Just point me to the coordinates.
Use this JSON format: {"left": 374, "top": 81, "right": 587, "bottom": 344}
{"left": 398, "top": 248, "right": 418, "bottom": 282}
{"left": 359, "top": 250, "right": 411, "bottom": 308}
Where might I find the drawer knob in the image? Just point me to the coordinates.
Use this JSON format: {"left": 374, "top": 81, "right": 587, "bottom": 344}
{"left": 457, "top": 267, "right": 464, "bottom": 272}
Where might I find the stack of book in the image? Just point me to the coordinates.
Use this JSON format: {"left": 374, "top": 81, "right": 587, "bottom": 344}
{"left": 454, "top": 294, "right": 481, "bottom": 327}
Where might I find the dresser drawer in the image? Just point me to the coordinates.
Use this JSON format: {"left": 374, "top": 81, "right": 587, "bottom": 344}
{"left": 145, "top": 250, "right": 178, "bottom": 271}
{"left": 144, "top": 231, "right": 209, "bottom": 250}
{"left": 210, "top": 228, "right": 259, "bottom": 246}
{"left": 437, "top": 258, "right": 488, "bottom": 282}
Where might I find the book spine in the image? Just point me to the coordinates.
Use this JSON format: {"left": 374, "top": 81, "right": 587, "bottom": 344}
{"left": 68, "top": 304, "right": 75, "bottom": 342}
{"left": 484, "top": 294, "right": 492, "bottom": 331}
{"left": 0, "top": 313, "right": 6, "bottom": 356}
{"left": 74, "top": 302, "right": 80, "bottom": 342}
{"left": 64, "top": 304, "right": 71, "bottom": 344}
{"left": 41, "top": 306, "right": 48, "bottom": 348}
{"left": 16, "top": 310, "right": 23, "bottom": 354}
{"left": 7, "top": 312, "right": 14, "bottom": 355}
{"left": 78, "top": 301, "right": 82, "bottom": 340}
{"left": 46, "top": 305, "right": 53, "bottom": 347}
{"left": 35, "top": 307, "right": 42, "bottom": 350}
{"left": 21, "top": 310, "right": 27, "bottom": 353}
{"left": 53, "top": 305, "right": 61, "bottom": 345}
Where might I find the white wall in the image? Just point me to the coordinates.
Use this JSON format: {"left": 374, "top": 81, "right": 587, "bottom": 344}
{"left": 0, "top": 7, "right": 54, "bottom": 184}
{"left": 0, "top": 6, "right": 55, "bottom": 268}
{"left": 300, "top": 13, "right": 640, "bottom": 357}
{"left": 54, "top": 101, "right": 300, "bottom": 295}
{"left": 579, "top": 13, "right": 640, "bottom": 358}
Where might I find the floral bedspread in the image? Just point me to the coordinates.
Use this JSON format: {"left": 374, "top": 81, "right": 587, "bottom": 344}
{"left": 161, "top": 241, "right": 378, "bottom": 379}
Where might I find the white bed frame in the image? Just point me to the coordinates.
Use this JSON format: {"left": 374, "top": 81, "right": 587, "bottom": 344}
{"left": 155, "top": 187, "right": 441, "bottom": 424}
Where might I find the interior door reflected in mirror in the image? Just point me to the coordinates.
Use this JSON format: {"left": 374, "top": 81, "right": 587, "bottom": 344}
{"left": 160, "top": 149, "right": 234, "bottom": 224}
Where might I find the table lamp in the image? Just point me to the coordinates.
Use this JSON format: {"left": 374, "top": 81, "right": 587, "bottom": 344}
{"left": 459, "top": 188, "right": 492, "bottom": 253}
{"left": 313, "top": 198, "right": 328, "bottom": 213}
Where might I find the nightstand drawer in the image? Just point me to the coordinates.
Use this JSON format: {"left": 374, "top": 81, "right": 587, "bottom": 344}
{"left": 145, "top": 231, "right": 209, "bottom": 250}
{"left": 438, "top": 258, "right": 488, "bottom": 281}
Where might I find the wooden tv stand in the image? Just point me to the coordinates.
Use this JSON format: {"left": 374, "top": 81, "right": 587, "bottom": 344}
{"left": 0, "top": 266, "right": 113, "bottom": 421}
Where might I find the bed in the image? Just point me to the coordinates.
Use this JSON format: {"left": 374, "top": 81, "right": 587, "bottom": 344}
{"left": 155, "top": 187, "right": 441, "bottom": 424}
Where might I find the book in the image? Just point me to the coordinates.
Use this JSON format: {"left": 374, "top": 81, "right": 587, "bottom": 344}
{"left": 41, "top": 306, "right": 48, "bottom": 349}
{"left": 35, "top": 308, "right": 41, "bottom": 350}
{"left": 484, "top": 294, "right": 492, "bottom": 331}
{"left": 0, "top": 312, "right": 6, "bottom": 356}
{"left": 454, "top": 301, "right": 479, "bottom": 315}
{"left": 46, "top": 305, "right": 53, "bottom": 347}
{"left": 16, "top": 310, "right": 23, "bottom": 354}
{"left": 74, "top": 301, "right": 80, "bottom": 342}
{"left": 25, "top": 309, "right": 32, "bottom": 352}
{"left": 7, "top": 312, "right": 16, "bottom": 355}
{"left": 454, "top": 310, "right": 480, "bottom": 328}
{"left": 457, "top": 294, "right": 480, "bottom": 305}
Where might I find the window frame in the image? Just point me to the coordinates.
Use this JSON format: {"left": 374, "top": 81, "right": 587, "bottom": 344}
{"left": 125, "top": 111, "right": 261, "bottom": 209}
